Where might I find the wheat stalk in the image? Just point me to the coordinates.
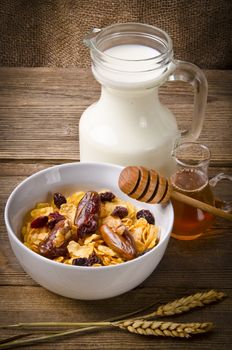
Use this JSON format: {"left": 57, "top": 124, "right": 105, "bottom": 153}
{"left": 143, "top": 290, "right": 226, "bottom": 319}
{"left": 2, "top": 290, "right": 226, "bottom": 330}
{"left": 0, "top": 290, "right": 225, "bottom": 349}
{"left": 116, "top": 319, "right": 214, "bottom": 338}
{"left": 0, "top": 320, "right": 214, "bottom": 349}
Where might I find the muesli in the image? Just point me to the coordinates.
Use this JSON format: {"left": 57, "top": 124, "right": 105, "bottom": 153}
{"left": 22, "top": 190, "right": 159, "bottom": 267}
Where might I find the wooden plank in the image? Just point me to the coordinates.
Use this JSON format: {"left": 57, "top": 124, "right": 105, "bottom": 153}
{"left": 0, "top": 140, "right": 80, "bottom": 160}
{"left": 0, "top": 69, "right": 231, "bottom": 164}
{"left": 0, "top": 284, "right": 231, "bottom": 346}
{"left": 0, "top": 286, "right": 231, "bottom": 349}
{"left": 0, "top": 160, "right": 63, "bottom": 177}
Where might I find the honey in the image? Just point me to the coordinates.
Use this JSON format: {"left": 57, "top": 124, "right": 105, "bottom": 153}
{"left": 171, "top": 168, "right": 215, "bottom": 240}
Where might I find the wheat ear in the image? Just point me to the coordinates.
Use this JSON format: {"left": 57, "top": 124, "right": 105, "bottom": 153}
{"left": 143, "top": 290, "right": 226, "bottom": 318}
{"left": 115, "top": 320, "right": 214, "bottom": 338}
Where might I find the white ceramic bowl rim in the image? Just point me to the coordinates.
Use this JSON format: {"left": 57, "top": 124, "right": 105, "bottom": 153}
{"left": 4, "top": 162, "right": 173, "bottom": 271}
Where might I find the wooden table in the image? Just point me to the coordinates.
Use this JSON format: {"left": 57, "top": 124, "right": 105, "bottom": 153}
{"left": 0, "top": 68, "right": 231, "bottom": 349}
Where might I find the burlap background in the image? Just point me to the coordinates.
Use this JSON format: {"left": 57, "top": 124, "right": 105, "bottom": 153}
{"left": 0, "top": 0, "right": 231, "bottom": 68}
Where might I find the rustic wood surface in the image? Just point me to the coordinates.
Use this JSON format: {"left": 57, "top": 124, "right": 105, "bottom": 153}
{"left": 0, "top": 68, "right": 231, "bottom": 349}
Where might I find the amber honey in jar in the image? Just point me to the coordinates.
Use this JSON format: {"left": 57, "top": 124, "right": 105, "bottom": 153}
{"left": 171, "top": 142, "right": 214, "bottom": 240}
{"left": 171, "top": 168, "right": 215, "bottom": 240}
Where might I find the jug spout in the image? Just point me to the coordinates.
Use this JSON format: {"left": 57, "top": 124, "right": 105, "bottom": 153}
{"left": 83, "top": 28, "right": 101, "bottom": 48}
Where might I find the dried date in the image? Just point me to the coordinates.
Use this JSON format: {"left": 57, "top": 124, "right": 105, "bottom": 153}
{"left": 100, "top": 224, "right": 137, "bottom": 260}
{"left": 39, "top": 219, "right": 71, "bottom": 259}
{"left": 75, "top": 191, "right": 101, "bottom": 239}
{"left": 47, "top": 212, "right": 65, "bottom": 229}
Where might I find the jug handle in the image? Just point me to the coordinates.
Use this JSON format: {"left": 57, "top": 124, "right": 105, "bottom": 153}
{"left": 168, "top": 60, "right": 208, "bottom": 141}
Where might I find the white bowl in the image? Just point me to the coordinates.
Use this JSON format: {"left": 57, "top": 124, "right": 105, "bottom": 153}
{"left": 4, "top": 162, "right": 173, "bottom": 300}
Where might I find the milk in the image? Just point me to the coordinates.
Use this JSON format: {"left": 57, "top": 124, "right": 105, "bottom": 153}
{"left": 92, "top": 44, "right": 173, "bottom": 89}
{"left": 80, "top": 44, "right": 178, "bottom": 176}
{"left": 105, "top": 44, "right": 160, "bottom": 60}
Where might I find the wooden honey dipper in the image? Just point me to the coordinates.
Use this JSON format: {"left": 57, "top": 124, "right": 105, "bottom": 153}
{"left": 118, "top": 166, "right": 232, "bottom": 221}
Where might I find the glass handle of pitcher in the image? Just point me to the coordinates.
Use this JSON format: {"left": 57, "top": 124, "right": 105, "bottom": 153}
{"left": 209, "top": 173, "right": 232, "bottom": 213}
{"left": 168, "top": 60, "right": 208, "bottom": 141}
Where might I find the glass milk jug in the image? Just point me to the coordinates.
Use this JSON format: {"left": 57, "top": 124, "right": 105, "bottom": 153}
{"left": 80, "top": 23, "right": 207, "bottom": 176}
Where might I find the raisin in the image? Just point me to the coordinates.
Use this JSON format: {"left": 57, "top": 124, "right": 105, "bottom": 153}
{"left": 111, "top": 206, "right": 128, "bottom": 219}
{"left": 47, "top": 212, "right": 65, "bottom": 229}
{"left": 72, "top": 253, "right": 102, "bottom": 267}
{"left": 53, "top": 192, "right": 67, "bottom": 209}
{"left": 87, "top": 253, "right": 102, "bottom": 266}
{"left": 72, "top": 257, "right": 89, "bottom": 266}
{"left": 100, "top": 191, "right": 115, "bottom": 202}
{"left": 31, "top": 216, "right": 48, "bottom": 228}
{"left": 136, "top": 209, "right": 155, "bottom": 225}
{"left": 75, "top": 191, "right": 101, "bottom": 239}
